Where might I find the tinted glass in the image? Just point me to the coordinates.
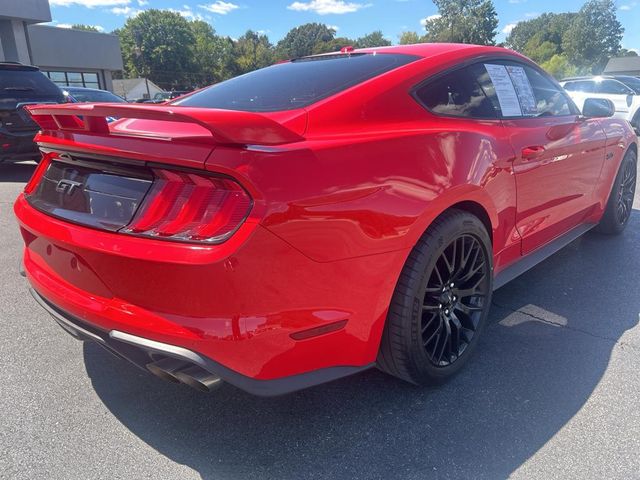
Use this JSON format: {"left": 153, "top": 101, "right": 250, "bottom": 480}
{"left": 416, "top": 64, "right": 498, "bottom": 118}
{"left": 176, "top": 53, "right": 418, "bottom": 112}
{"left": 615, "top": 76, "right": 640, "bottom": 94}
{"left": 523, "top": 66, "right": 574, "bottom": 116}
{"left": 0, "top": 69, "right": 63, "bottom": 99}
{"left": 595, "top": 80, "right": 633, "bottom": 95}
{"left": 563, "top": 80, "right": 595, "bottom": 93}
{"left": 27, "top": 160, "right": 153, "bottom": 232}
{"left": 67, "top": 89, "right": 125, "bottom": 103}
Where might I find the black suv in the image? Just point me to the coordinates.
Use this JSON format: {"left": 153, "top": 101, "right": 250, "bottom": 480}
{"left": 0, "top": 63, "right": 65, "bottom": 164}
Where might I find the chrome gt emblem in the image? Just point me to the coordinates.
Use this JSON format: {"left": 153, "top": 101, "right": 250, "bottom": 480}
{"left": 56, "top": 179, "right": 83, "bottom": 196}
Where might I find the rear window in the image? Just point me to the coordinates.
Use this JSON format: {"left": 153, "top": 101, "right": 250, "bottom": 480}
{"left": 0, "top": 69, "right": 62, "bottom": 99}
{"left": 67, "top": 89, "right": 125, "bottom": 103}
{"left": 175, "top": 53, "right": 419, "bottom": 112}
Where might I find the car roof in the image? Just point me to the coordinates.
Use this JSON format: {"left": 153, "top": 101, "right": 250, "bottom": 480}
{"left": 0, "top": 62, "right": 39, "bottom": 71}
{"left": 312, "top": 43, "right": 517, "bottom": 60}
{"left": 561, "top": 75, "right": 626, "bottom": 82}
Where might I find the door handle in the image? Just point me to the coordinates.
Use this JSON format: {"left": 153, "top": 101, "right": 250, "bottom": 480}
{"left": 521, "top": 146, "right": 546, "bottom": 160}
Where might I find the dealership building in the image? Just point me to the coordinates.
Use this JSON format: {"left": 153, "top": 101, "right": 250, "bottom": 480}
{"left": 0, "top": 0, "right": 123, "bottom": 92}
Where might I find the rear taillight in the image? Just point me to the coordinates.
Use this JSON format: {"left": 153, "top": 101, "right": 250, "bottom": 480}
{"left": 24, "top": 152, "right": 55, "bottom": 194}
{"left": 121, "top": 168, "right": 252, "bottom": 244}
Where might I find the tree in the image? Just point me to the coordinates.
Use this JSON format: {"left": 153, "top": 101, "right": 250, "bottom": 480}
{"left": 505, "top": 13, "right": 577, "bottom": 66}
{"left": 312, "top": 37, "right": 357, "bottom": 54}
{"left": 619, "top": 48, "right": 639, "bottom": 57}
{"left": 276, "top": 23, "right": 335, "bottom": 59}
{"left": 541, "top": 54, "right": 578, "bottom": 79}
{"left": 562, "top": 0, "right": 623, "bottom": 73}
{"left": 71, "top": 24, "right": 100, "bottom": 32}
{"left": 422, "top": 0, "right": 498, "bottom": 45}
{"left": 399, "top": 31, "right": 421, "bottom": 45}
{"left": 189, "top": 21, "right": 238, "bottom": 85}
{"left": 117, "top": 9, "right": 196, "bottom": 89}
{"left": 234, "top": 30, "right": 274, "bottom": 74}
{"left": 355, "top": 31, "right": 391, "bottom": 48}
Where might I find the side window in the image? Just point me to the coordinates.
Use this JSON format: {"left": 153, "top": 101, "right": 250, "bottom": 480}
{"left": 565, "top": 80, "right": 594, "bottom": 93}
{"left": 415, "top": 65, "right": 498, "bottom": 119}
{"left": 522, "top": 66, "right": 574, "bottom": 117}
{"left": 595, "top": 80, "right": 632, "bottom": 95}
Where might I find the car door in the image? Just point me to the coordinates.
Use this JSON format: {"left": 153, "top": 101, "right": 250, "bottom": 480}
{"left": 592, "top": 79, "right": 634, "bottom": 117}
{"left": 490, "top": 62, "right": 608, "bottom": 254}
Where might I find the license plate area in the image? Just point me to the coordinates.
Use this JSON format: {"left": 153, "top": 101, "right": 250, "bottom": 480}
{"left": 26, "top": 157, "right": 153, "bottom": 232}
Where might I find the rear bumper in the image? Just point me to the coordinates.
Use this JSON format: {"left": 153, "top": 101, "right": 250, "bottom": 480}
{"left": 15, "top": 193, "right": 405, "bottom": 390}
{"left": 30, "top": 288, "right": 372, "bottom": 396}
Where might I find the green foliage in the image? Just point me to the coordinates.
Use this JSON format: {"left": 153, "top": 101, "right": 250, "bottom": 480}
{"left": 423, "top": 0, "right": 498, "bottom": 45}
{"left": 505, "top": 1, "right": 624, "bottom": 76}
{"left": 312, "top": 37, "right": 357, "bottom": 54}
{"left": 355, "top": 31, "right": 391, "bottom": 48}
{"left": 234, "top": 30, "right": 274, "bottom": 74}
{"left": 276, "top": 23, "right": 336, "bottom": 59}
{"left": 541, "top": 54, "right": 578, "bottom": 79}
{"left": 562, "top": 0, "right": 623, "bottom": 74}
{"left": 399, "top": 31, "right": 422, "bottom": 45}
{"left": 117, "top": 9, "right": 196, "bottom": 89}
{"left": 71, "top": 24, "right": 100, "bottom": 32}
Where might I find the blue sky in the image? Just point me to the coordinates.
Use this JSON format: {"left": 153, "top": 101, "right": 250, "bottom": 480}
{"left": 48, "top": 0, "right": 639, "bottom": 51}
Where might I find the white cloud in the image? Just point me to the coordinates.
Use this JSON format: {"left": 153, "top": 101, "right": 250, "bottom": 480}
{"left": 51, "top": 0, "right": 129, "bottom": 6}
{"left": 110, "top": 5, "right": 142, "bottom": 16}
{"left": 166, "top": 6, "right": 206, "bottom": 20}
{"left": 287, "top": 0, "right": 371, "bottom": 15}
{"left": 137, "top": 0, "right": 148, "bottom": 4}
{"left": 420, "top": 14, "right": 440, "bottom": 26}
{"left": 327, "top": 24, "right": 339, "bottom": 31}
{"left": 508, "top": 0, "right": 526, "bottom": 3}
{"left": 198, "top": 1, "right": 239, "bottom": 14}
{"left": 56, "top": 23, "right": 73, "bottom": 28}
{"left": 502, "top": 23, "right": 517, "bottom": 34}
{"left": 619, "top": 2, "right": 638, "bottom": 10}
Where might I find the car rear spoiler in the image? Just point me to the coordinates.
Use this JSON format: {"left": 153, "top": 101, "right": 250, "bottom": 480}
{"left": 25, "top": 103, "right": 305, "bottom": 146}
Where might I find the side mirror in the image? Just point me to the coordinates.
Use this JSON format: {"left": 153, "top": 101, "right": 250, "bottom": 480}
{"left": 582, "top": 98, "right": 615, "bottom": 118}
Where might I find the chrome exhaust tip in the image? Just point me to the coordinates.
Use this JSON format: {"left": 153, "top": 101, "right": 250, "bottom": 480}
{"left": 146, "top": 357, "right": 191, "bottom": 383}
{"left": 174, "top": 365, "right": 223, "bottom": 392}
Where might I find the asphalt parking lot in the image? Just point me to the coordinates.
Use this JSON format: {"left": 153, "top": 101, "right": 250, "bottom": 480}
{"left": 2, "top": 160, "right": 640, "bottom": 480}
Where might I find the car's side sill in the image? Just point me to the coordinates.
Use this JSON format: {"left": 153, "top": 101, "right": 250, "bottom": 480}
{"left": 493, "top": 223, "right": 596, "bottom": 290}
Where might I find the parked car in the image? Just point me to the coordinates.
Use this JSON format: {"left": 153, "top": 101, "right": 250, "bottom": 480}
{"left": 560, "top": 75, "right": 640, "bottom": 133}
{"left": 16, "top": 44, "right": 637, "bottom": 396}
{"left": 0, "top": 62, "right": 64, "bottom": 164}
{"left": 144, "top": 90, "right": 190, "bottom": 103}
{"left": 62, "top": 86, "right": 126, "bottom": 103}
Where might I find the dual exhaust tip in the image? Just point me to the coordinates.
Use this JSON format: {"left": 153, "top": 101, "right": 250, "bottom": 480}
{"left": 146, "top": 357, "right": 223, "bottom": 392}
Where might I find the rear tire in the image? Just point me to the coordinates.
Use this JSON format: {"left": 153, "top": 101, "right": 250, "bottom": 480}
{"left": 595, "top": 148, "right": 637, "bottom": 235}
{"left": 377, "top": 209, "right": 493, "bottom": 385}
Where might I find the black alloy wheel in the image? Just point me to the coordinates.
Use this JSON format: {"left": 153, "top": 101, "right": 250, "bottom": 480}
{"left": 421, "top": 234, "right": 490, "bottom": 367}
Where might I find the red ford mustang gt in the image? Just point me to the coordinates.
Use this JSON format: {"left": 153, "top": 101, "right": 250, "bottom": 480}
{"left": 15, "top": 44, "right": 638, "bottom": 395}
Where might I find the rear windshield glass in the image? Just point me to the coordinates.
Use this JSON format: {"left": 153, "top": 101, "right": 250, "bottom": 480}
{"left": 68, "top": 89, "right": 125, "bottom": 103}
{"left": 175, "top": 53, "right": 419, "bottom": 112}
{"left": 0, "top": 69, "right": 62, "bottom": 99}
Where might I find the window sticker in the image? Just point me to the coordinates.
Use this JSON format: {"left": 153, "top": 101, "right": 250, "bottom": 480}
{"left": 484, "top": 64, "right": 522, "bottom": 117}
{"left": 505, "top": 65, "right": 537, "bottom": 116}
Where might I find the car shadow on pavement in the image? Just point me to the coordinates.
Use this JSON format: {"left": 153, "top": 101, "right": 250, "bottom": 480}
{"left": 84, "top": 212, "right": 640, "bottom": 480}
{"left": 0, "top": 162, "right": 36, "bottom": 183}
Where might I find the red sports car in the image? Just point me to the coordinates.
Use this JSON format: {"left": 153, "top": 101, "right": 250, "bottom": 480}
{"left": 15, "top": 44, "right": 638, "bottom": 395}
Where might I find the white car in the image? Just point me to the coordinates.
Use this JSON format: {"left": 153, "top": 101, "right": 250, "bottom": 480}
{"left": 560, "top": 76, "right": 640, "bottom": 134}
